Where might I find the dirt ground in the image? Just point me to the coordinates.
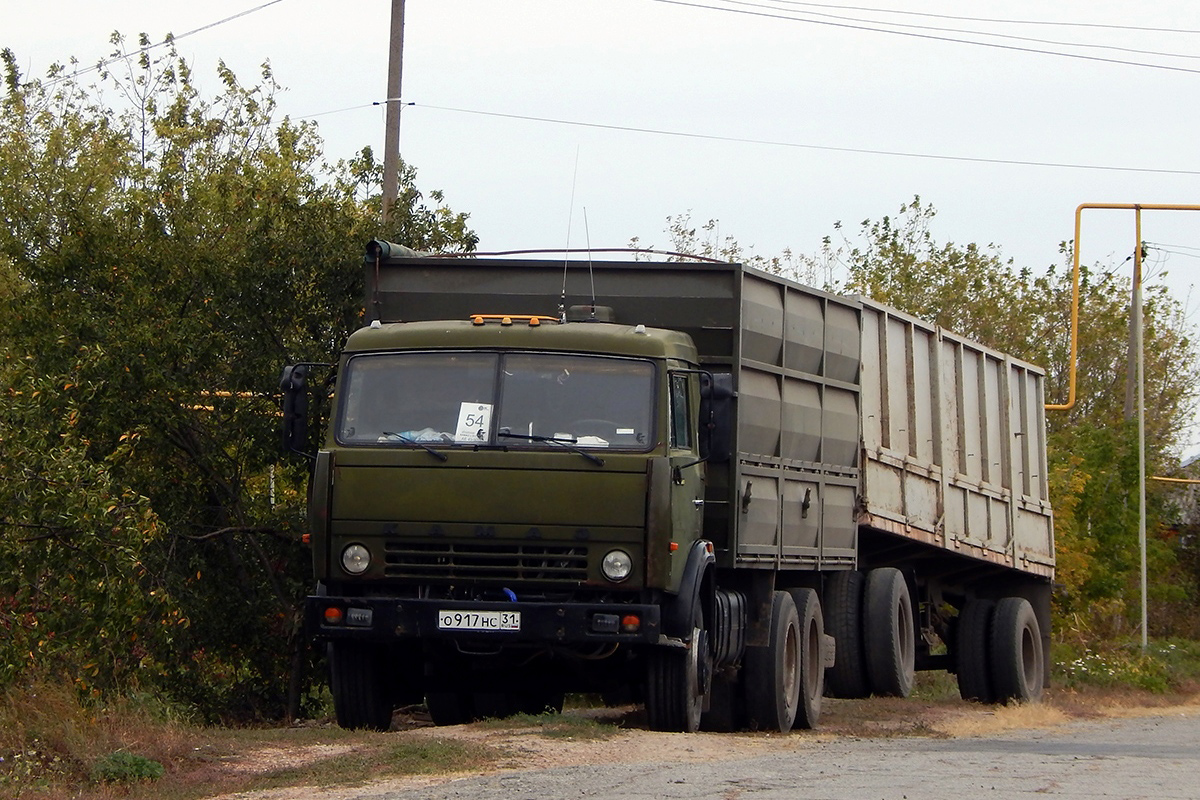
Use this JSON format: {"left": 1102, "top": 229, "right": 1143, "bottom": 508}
{"left": 210, "top": 688, "right": 1200, "bottom": 800}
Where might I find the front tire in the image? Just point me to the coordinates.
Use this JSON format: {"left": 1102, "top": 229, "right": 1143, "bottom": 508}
{"left": 329, "top": 641, "right": 393, "bottom": 731}
{"left": 646, "top": 626, "right": 707, "bottom": 732}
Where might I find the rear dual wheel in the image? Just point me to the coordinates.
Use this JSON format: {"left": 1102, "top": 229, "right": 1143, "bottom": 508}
{"left": 991, "top": 597, "right": 1045, "bottom": 703}
{"left": 956, "top": 598, "right": 996, "bottom": 703}
{"left": 955, "top": 596, "right": 1044, "bottom": 705}
{"left": 822, "top": 570, "right": 869, "bottom": 698}
{"left": 864, "top": 568, "right": 916, "bottom": 698}
{"left": 744, "top": 589, "right": 824, "bottom": 732}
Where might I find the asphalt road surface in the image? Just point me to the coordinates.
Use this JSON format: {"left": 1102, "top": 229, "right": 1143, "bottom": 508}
{"left": 352, "top": 712, "right": 1200, "bottom": 800}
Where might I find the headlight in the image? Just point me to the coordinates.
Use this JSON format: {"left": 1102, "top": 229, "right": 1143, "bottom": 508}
{"left": 601, "top": 549, "right": 633, "bottom": 582}
{"left": 341, "top": 543, "right": 371, "bottom": 575}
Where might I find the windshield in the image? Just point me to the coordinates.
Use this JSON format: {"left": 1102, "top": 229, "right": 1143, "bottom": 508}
{"left": 337, "top": 351, "right": 655, "bottom": 450}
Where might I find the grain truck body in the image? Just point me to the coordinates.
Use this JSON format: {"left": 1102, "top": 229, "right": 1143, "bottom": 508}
{"left": 292, "top": 242, "right": 1054, "bottom": 732}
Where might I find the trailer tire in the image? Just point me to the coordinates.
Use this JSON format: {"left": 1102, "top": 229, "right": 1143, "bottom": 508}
{"left": 646, "top": 626, "right": 707, "bottom": 732}
{"left": 744, "top": 591, "right": 801, "bottom": 732}
{"left": 822, "top": 570, "right": 869, "bottom": 698}
{"left": 328, "top": 641, "right": 393, "bottom": 731}
{"left": 955, "top": 598, "right": 996, "bottom": 703}
{"left": 787, "top": 588, "right": 825, "bottom": 730}
{"left": 864, "top": 568, "right": 915, "bottom": 698}
{"left": 991, "top": 596, "right": 1044, "bottom": 704}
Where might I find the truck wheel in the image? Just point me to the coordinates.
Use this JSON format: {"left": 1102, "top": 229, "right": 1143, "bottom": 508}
{"left": 864, "top": 568, "right": 915, "bottom": 697}
{"left": 700, "top": 673, "right": 745, "bottom": 731}
{"left": 472, "top": 692, "right": 519, "bottom": 719}
{"left": 822, "top": 570, "right": 869, "bottom": 698}
{"left": 991, "top": 596, "right": 1044, "bottom": 703}
{"left": 955, "top": 598, "right": 996, "bottom": 703}
{"left": 646, "top": 626, "right": 707, "bottom": 732}
{"left": 328, "top": 641, "right": 393, "bottom": 731}
{"left": 787, "top": 588, "right": 825, "bottom": 730}
{"left": 425, "top": 691, "right": 475, "bottom": 726}
{"left": 744, "top": 591, "right": 801, "bottom": 732}
{"left": 518, "top": 691, "right": 565, "bottom": 715}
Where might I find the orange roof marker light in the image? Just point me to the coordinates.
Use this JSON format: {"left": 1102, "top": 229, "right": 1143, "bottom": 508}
{"left": 470, "top": 314, "right": 559, "bottom": 327}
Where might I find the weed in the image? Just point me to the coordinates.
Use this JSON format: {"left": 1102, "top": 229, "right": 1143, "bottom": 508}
{"left": 1052, "top": 638, "right": 1200, "bottom": 693}
{"left": 90, "top": 751, "right": 165, "bottom": 783}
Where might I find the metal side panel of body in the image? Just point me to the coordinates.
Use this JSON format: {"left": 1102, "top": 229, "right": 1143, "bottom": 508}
{"left": 857, "top": 299, "right": 1054, "bottom": 578}
{"left": 728, "top": 272, "right": 864, "bottom": 570}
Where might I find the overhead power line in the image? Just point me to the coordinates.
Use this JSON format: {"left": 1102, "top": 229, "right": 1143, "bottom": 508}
{"left": 649, "top": 0, "right": 1200, "bottom": 76}
{"left": 411, "top": 102, "right": 1200, "bottom": 176}
{"left": 761, "top": 0, "right": 1200, "bottom": 35}
{"left": 46, "top": 0, "right": 287, "bottom": 86}
{"left": 717, "top": 0, "right": 1200, "bottom": 62}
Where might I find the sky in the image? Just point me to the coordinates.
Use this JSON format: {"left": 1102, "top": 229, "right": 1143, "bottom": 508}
{"left": 6, "top": 0, "right": 1200, "bottom": 444}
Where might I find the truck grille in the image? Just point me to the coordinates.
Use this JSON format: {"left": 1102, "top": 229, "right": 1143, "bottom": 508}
{"left": 383, "top": 542, "right": 589, "bottom": 583}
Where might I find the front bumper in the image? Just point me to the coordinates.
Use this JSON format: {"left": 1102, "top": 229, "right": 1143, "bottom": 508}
{"left": 306, "top": 595, "right": 663, "bottom": 645}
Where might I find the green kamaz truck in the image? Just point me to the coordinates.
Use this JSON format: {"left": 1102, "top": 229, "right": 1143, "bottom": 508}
{"left": 282, "top": 240, "right": 1054, "bottom": 732}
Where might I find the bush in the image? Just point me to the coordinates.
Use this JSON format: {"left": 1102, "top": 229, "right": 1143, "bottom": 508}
{"left": 1052, "top": 639, "right": 1200, "bottom": 693}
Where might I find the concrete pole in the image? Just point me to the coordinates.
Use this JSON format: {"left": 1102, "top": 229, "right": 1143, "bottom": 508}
{"left": 382, "top": 0, "right": 406, "bottom": 227}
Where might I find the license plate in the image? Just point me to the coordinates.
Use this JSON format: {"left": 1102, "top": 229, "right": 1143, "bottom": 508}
{"left": 437, "top": 610, "right": 521, "bottom": 632}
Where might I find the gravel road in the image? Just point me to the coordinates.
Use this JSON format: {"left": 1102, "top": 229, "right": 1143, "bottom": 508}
{"left": 342, "top": 711, "right": 1200, "bottom": 800}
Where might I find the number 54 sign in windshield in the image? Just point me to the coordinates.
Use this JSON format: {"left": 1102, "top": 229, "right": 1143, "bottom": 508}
{"left": 454, "top": 402, "right": 492, "bottom": 443}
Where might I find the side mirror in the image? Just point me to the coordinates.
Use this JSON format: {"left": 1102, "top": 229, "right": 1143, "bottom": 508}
{"left": 699, "top": 371, "right": 734, "bottom": 463}
{"left": 280, "top": 364, "right": 309, "bottom": 455}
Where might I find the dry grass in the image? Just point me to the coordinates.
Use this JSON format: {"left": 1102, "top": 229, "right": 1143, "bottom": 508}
{"left": 931, "top": 702, "right": 1072, "bottom": 737}
{"left": 5, "top": 674, "right": 1200, "bottom": 800}
{"left": 0, "top": 686, "right": 499, "bottom": 800}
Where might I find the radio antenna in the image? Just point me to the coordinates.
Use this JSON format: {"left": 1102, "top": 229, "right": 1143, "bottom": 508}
{"left": 583, "top": 206, "right": 597, "bottom": 319}
{"left": 560, "top": 147, "right": 581, "bottom": 323}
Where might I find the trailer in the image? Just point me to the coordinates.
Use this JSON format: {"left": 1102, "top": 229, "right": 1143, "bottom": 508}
{"left": 284, "top": 241, "right": 1053, "bottom": 732}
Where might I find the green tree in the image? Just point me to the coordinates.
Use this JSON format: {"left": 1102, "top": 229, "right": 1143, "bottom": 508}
{"left": 815, "top": 199, "right": 1199, "bottom": 636}
{"left": 0, "top": 38, "right": 476, "bottom": 719}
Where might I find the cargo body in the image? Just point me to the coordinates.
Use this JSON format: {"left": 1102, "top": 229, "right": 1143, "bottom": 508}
{"left": 289, "top": 242, "right": 1054, "bottom": 732}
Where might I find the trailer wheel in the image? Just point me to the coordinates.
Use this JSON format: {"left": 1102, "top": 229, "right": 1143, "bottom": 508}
{"left": 822, "top": 570, "right": 869, "bottom": 698}
{"left": 646, "top": 626, "right": 707, "bottom": 732}
{"left": 328, "top": 641, "right": 393, "bottom": 731}
{"left": 864, "top": 568, "right": 915, "bottom": 697}
{"left": 991, "top": 596, "right": 1044, "bottom": 703}
{"left": 955, "top": 598, "right": 996, "bottom": 703}
{"left": 787, "top": 588, "right": 825, "bottom": 730}
{"left": 744, "top": 591, "right": 801, "bottom": 732}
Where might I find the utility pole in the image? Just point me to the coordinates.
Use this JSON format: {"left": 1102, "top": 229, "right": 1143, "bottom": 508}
{"left": 382, "top": 0, "right": 406, "bottom": 228}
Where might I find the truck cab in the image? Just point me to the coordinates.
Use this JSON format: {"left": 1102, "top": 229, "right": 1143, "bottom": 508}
{"left": 302, "top": 313, "right": 717, "bottom": 729}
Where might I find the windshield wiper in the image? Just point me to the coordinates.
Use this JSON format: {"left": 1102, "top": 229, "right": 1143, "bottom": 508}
{"left": 496, "top": 430, "right": 605, "bottom": 466}
{"left": 381, "top": 432, "right": 449, "bottom": 462}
